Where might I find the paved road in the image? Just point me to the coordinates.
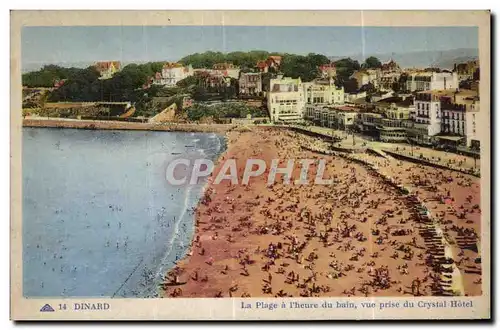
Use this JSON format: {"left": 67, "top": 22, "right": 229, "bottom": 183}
{"left": 288, "top": 125, "right": 479, "bottom": 172}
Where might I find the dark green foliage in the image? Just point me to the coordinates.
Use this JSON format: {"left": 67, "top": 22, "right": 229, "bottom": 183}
{"left": 473, "top": 68, "right": 479, "bottom": 80}
{"left": 333, "top": 58, "right": 361, "bottom": 81}
{"left": 359, "top": 82, "right": 376, "bottom": 93}
{"left": 362, "top": 56, "right": 382, "bottom": 69}
{"left": 339, "top": 78, "right": 359, "bottom": 94}
{"left": 186, "top": 102, "right": 267, "bottom": 121}
{"left": 179, "top": 50, "right": 282, "bottom": 70}
{"left": 280, "top": 53, "right": 330, "bottom": 82}
{"left": 22, "top": 65, "right": 86, "bottom": 88}
{"left": 397, "top": 73, "right": 409, "bottom": 92}
{"left": 45, "top": 63, "right": 169, "bottom": 114}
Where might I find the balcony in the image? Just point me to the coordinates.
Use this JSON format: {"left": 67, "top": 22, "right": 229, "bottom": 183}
{"left": 441, "top": 103, "right": 467, "bottom": 112}
{"left": 413, "top": 122, "right": 429, "bottom": 129}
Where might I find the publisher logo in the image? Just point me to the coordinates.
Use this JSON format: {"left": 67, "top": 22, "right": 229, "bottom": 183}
{"left": 40, "top": 304, "right": 55, "bottom": 312}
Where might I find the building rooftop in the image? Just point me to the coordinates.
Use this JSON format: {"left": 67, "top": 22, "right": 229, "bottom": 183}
{"left": 162, "top": 62, "right": 184, "bottom": 69}
{"left": 417, "top": 89, "right": 477, "bottom": 97}
{"left": 359, "top": 111, "right": 384, "bottom": 117}
{"left": 256, "top": 60, "right": 268, "bottom": 69}
{"left": 94, "top": 61, "right": 121, "bottom": 72}
{"left": 376, "top": 100, "right": 414, "bottom": 109}
{"left": 330, "top": 105, "right": 362, "bottom": 113}
{"left": 241, "top": 72, "right": 261, "bottom": 76}
{"left": 350, "top": 97, "right": 370, "bottom": 105}
{"left": 319, "top": 63, "right": 336, "bottom": 70}
{"left": 213, "top": 62, "right": 238, "bottom": 70}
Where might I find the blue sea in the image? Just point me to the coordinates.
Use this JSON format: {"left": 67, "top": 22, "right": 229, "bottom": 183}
{"left": 22, "top": 127, "right": 226, "bottom": 298}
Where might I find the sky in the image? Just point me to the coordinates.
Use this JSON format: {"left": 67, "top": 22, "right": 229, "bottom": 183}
{"left": 21, "top": 26, "right": 478, "bottom": 69}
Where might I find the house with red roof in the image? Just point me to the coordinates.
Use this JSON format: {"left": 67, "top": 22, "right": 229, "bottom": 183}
{"left": 318, "top": 63, "right": 337, "bottom": 78}
{"left": 268, "top": 56, "right": 282, "bottom": 66}
{"left": 94, "top": 61, "right": 121, "bottom": 80}
{"left": 256, "top": 56, "right": 282, "bottom": 73}
{"left": 54, "top": 79, "right": 67, "bottom": 89}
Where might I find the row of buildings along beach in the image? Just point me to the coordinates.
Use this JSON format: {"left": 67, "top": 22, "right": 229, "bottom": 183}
{"left": 92, "top": 56, "right": 481, "bottom": 151}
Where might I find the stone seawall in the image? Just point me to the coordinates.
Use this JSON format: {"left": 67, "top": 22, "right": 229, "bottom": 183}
{"left": 383, "top": 150, "right": 481, "bottom": 178}
{"left": 22, "top": 118, "right": 235, "bottom": 134}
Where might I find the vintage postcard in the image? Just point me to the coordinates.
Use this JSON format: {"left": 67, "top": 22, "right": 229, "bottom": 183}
{"left": 10, "top": 10, "right": 491, "bottom": 320}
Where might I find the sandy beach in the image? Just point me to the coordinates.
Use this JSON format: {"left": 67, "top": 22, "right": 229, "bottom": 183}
{"left": 163, "top": 127, "right": 482, "bottom": 298}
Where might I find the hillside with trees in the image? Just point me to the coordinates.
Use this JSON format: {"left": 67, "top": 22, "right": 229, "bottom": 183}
{"left": 179, "top": 50, "right": 281, "bottom": 70}
{"left": 280, "top": 53, "right": 330, "bottom": 82}
{"left": 180, "top": 51, "right": 332, "bottom": 82}
{"left": 22, "top": 65, "right": 84, "bottom": 88}
{"left": 41, "top": 63, "right": 166, "bottom": 115}
{"left": 22, "top": 51, "right": 372, "bottom": 119}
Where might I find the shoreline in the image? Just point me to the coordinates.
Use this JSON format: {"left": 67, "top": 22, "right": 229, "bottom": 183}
{"left": 23, "top": 118, "right": 481, "bottom": 177}
{"left": 155, "top": 132, "right": 231, "bottom": 298}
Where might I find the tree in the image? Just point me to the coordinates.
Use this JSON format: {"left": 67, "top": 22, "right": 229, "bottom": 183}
{"left": 179, "top": 50, "right": 283, "bottom": 71}
{"left": 397, "top": 73, "right": 409, "bottom": 93}
{"left": 360, "top": 82, "right": 376, "bottom": 93}
{"left": 280, "top": 53, "right": 330, "bottom": 82}
{"left": 473, "top": 68, "right": 480, "bottom": 80}
{"left": 179, "top": 51, "right": 228, "bottom": 68}
{"left": 342, "top": 78, "right": 359, "bottom": 94}
{"left": 334, "top": 58, "right": 361, "bottom": 81}
{"left": 362, "top": 56, "right": 382, "bottom": 69}
{"left": 391, "top": 81, "right": 401, "bottom": 93}
{"left": 22, "top": 65, "right": 83, "bottom": 88}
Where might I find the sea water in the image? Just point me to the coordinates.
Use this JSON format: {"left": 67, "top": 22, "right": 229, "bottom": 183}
{"left": 22, "top": 127, "right": 226, "bottom": 298}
